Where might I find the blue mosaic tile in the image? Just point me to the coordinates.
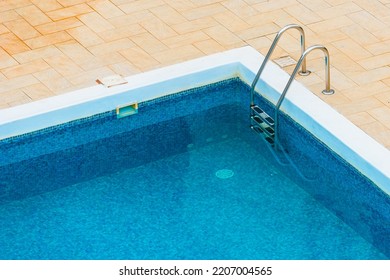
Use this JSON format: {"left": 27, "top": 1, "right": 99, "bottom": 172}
{"left": 0, "top": 78, "right": 388, "bottom": 259}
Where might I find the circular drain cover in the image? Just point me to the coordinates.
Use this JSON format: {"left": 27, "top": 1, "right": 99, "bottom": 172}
{"left": 215, "top": 169, "right": 234, "bottom": 179}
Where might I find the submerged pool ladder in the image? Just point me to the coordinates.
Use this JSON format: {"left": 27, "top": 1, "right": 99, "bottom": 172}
{"left": 250, "top": 24, "right": 335, "bottom": 151}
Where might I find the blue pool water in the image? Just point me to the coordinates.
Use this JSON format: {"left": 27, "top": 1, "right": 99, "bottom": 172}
{"left": 0, "top": 79, "right": 389, "bottom": 259}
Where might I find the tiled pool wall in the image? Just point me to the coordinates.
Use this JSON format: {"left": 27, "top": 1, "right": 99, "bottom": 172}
{"left": 248, "top": 85, "right": 390, "bottom": 257}
{"left": 0, "top": 79, "right": 245, "bottom": 203}
{"left": 0, "top": 78, "right": 389, "bottom": 258}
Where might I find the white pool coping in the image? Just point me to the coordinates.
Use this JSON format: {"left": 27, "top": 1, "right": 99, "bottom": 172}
{"left": 0, "top": 46, "right": 389, "bottom": 195}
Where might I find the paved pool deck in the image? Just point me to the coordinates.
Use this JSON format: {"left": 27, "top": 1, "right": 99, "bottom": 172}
{"left": 0, "top": 0, "right": 390, "bottom": 149}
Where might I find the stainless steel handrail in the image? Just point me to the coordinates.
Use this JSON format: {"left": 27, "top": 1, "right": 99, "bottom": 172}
{"left": 274, "top": 44, "right": 335, "bottom": 150}
{"left": 250, "top": 24, "right": 310, "bottom": 107}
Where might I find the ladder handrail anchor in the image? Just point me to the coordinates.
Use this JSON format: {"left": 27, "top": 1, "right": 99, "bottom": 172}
{"left": 250, "top": 24, "right": 310, "bottom": 107}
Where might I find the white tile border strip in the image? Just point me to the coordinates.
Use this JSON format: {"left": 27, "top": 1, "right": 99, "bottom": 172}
{"left": 0, "top": 46, "right": 389, "bottom": 194}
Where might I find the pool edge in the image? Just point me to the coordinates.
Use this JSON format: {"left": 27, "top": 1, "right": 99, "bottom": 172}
{"left": 0, "top": 46, "right": 389, "bottom": 195}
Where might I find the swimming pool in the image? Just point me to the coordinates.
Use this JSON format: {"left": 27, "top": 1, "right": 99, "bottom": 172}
{"left": 0, "top": 47, "right": 389, "bottom": 259}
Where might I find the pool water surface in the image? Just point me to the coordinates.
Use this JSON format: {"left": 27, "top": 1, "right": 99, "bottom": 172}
{"left": 0, "top": 79, "right": 388, "bottom": 259}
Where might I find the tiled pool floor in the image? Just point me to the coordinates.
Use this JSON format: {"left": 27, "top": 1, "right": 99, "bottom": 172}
{"left": 0, "top": 0, "right": 390, "bottom": 149}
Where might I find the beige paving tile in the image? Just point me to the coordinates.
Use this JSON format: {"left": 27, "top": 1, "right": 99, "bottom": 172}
{"left": 56, "top": 40, "right": 95, "bottom": 63}
{"left": 47, "top": 4, "right": 93, "bottom": 20}
{"left": 32, "top": 67, "right": 61, "bottom": 81}
{"left": 16, "top": 5, "right": 52, "bottom": 26}
{"left": 341, "top": 81, "right": 389, "bottom": 100}
{"left": 162, "top": 0, "right": 196, "bottom": 12}
{"left": 181, "top": 3, "right": 226, "bottom": 20}
{"left": 88, "top": 38, "right": 135, "bottom": 56}
{"left": 335, "top": 96, "right": 383, "bottom": 115}
{"left": 67, "top": 25, "right": 104, "bottom": 47}
{"left": 296, "top": 0, "right": 330, "bottom": 11}
{"left": 22, "top": 83, "right": 54, "bottom": 100}
{"left": 306, "top": 86, "right": 347, "bottom": 105}
{"left": 353, "top": 0, "right": 390, "bottom": 19}
{"left": 316, "top": 2, "right": 361, "bottom": 20}
{"left": 271, "top": 32, "right": 304, "bottom": 54}
{"left": 149, "top": 4, "right": 188, "bottom": 25}
{"left": 360, "top": 122, "right": 390, "bottom": 149}
{"left": 0, "top": 33, "right": 31, "bottom": 55}
{"left": 350, "top": 67, "right": 390, "bottom": 85}
{"left": 0, "top": 74, "right": 39, "bottom": 94}
{"left": 118, "top": 0, "right": 165, "bottom": 14}
{"left": 331, "top": 52, "right": 365, "bottom": 73}
{"left": 368, "top": 106, "right": 390, "bottom": 129}
{"left": 24, "top": 31, "right": 73, "bottom": 49}
{"left": 193, "top": 39, "right": 225, "bottom": 54}
{"left": 13, "top": 45, "right": 62, "bottom": 63}
{"left": 372, "top": 28, "right": 390, "bottom": 41}
{"left": 365, "top": 40, "right": 390, "bottom": 55}
{"left": 162, "top": 31, "right": 209, "bottom": 48}
{"left": 36, "top": 17, "right": 83, "bottom": 34}
{"left": 283, "top": 4, "right": 322, "bottom": 25}
{"left": 307, "top": 28, "right": 348, "bottom": 45}
{"left": 44, "top": 54, "right": 84, "bottom": 76}
{"left": 130, "top": 32, "right": 168, "bottom": 54}
{"left": 2, "top": 59, "right": 50, "bottom": 79}
{"left": 33, "top": 68, "right": 74, "bottom": 92}
{"left": 221, "top": 0, "right": 258, "bottom": 20}
{"left": 57, "top": 0, "right": 88, "bottom": 7}
{"left": 78, "top": 12, "right": 115, "bottom": 32}
{"left": 171, "top": 17, "right": 219, "bottom": 34}
{"left": 314, "top": 66, "right": 357, "bottom": 91}
{"left": 0, "top": 89, "right": 31, "bottom": 107}
{"left": 294, "top": 71, "right": 324, "bottom": 86}
{"left": 151, "top": 45, "right": 203, "bottom": 64}
{"left": 66, "top": 66, "right": 116, "bottom": 86}
{"left": 0, "top": 10, "right": 21, "bottom": 24}
{"left": 88, "top": 0, "right": 125, "bottom": 19}
{"left": 204, "top": 25, "right": 243, "bottom": 46}
{"left": 110, "top": 0, "right": 138, "bottom": 5}
{"left": 244, "top": 8, "right": 290, "bottom": 26}
{"left": 0, "top": 0, "right": 31, "bottom": 13}
{"left": 119, "top": 46, "right": 160, "bottom": 71}
{"left": 140, "top": 16, "right": 178, "bottom": 40}
{"left": 331, "top": 38, "right": 372, "bottom": 61}
{"left": 347, "top": 10, "right": 387, "bottom": 33}
{"left": 340, "top": 24, "right": 380, "bottom": 45}
{"left": 108, "top": 61, "right": 140, "bottom": 77}
{"left": 346, "top": 111, "right": 377, "bottom": 126}
{"left": 0, "top": 48, "right": 19, "bottom": 69}
{"left": 0, "top": 24, "right": 8, "bottom": 34}
{"left": 236, "top": 22, "right": 279, "bottom": 41}
{"left": 307, "top": 16, "right": 354, "bottom": 34}
{"left": 358, "top": 53, "right": 390, "bottom": 70}
{"left": 31, "top": 0, "right": 63, "bottom": 12}
{"left": 97, "top": 24, "right": 145, "bottom": 42}
{"left": 3, "top": 19, "right": 41, "bottom": 40}
{"left": 7, "top": 98, "right": 33, "bottom": 107}
{"left": 0, "top": 72, "right": 6, "bottom": 82}
{"left": 375, "top": 91, "right": 390, "bottom": 107}
{"left": 212, "top": 10, "right": 251, "bottom": 32}
{"left": 107, "top": 10, "right": 154, "bottom": 27}
{"left": 246, "top": 36, "right": 273, "bottom": 53}
{"left": 77, "top": 51, "right": 126, "bottom": 71}
{"left": 253, "top": 0, "right": 297, "bottom": 12}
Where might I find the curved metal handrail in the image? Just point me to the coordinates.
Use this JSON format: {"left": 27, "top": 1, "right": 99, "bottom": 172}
{"left": 250, "top": 24, "right": 310, "bottom": 107}
{"left": 274, "top": 44, "right": 335, "bottom": 150}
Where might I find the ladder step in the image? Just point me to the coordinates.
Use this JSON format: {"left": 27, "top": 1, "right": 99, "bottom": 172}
{"left": 251, "top": 116, "right": 275, "bottom": 137}
{"left": 251, "top": 125, "right": 275, "bottom": 146}
{"left": 265, "top": 136, "right": 275, "bottom": 145}
{"left": 251, "top": 105, "right": 275, "bottom": 126}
